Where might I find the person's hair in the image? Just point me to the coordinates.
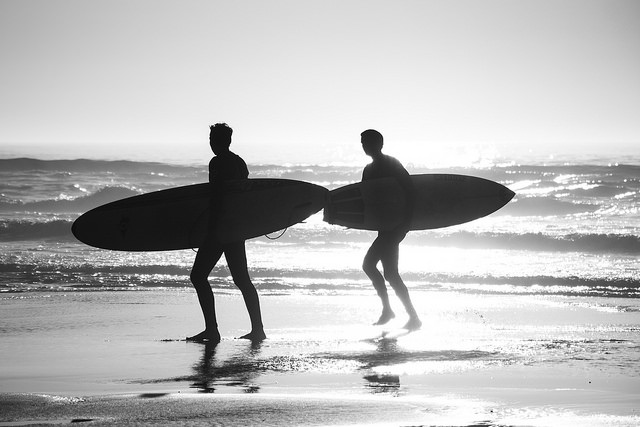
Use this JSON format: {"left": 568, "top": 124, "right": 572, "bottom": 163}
{"left": 210, "top": 123, "right": 233, "bottom": 147}
{"left": 361, "top": 129, "right": 383, "bottom": 150}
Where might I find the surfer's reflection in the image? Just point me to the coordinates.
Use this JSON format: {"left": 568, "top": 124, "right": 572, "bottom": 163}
{"left": 364, "top": 338, "right": 402, "bottom": 394}
{"left": 364, "top": 373, "right": 401, "bottom": 394}
{"left": 363, "top": 339, "right": 402, "bottom": 394}
{"left": 190, "top": 341, "right": 263, "bottom": 393}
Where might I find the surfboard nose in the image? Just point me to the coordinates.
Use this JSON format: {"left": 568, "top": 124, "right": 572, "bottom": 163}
{"left": 500, "top": 186, "right": 516, "bottom": 205}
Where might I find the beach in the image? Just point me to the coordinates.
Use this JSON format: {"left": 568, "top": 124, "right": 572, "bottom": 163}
{"left": 3, "top": 0, "right": 640, "bottom": 422}
{"left": 2, "top": 289, "right": 639, "bottom": 426}
{"left": 1, "top": 158, "right": 639, "bottom": 425}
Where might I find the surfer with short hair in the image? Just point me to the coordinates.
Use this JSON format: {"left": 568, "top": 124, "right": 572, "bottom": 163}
{"left": 187, "top": 123, "right": 266, "bottom": 343}
{"left": 360, "top": 129, "right": 422, "bottom": 331}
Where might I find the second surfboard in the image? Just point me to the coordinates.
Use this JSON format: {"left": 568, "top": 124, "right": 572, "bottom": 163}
{"left": 323, "top": 174, "right": 515, "bottom": 231}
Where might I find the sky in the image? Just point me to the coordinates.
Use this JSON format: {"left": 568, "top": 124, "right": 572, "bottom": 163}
{"left": 1, "top": 0, "right": 638, "bottom": 166}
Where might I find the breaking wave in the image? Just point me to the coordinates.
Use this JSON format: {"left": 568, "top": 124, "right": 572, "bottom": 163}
{"left": 0, "top": 186, "right": 140, "bottom": 213}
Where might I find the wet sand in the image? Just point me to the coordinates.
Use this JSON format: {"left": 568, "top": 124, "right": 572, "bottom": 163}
{"left": 1, "top": 290, "right": 639, "bottom": 426}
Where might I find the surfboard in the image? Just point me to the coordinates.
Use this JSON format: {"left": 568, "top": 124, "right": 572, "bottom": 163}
{"left": 323, "top": 174, "right": 515, "bottom": 231}
{"left": 72, "top": 179, "right": 328, "bottom": 251}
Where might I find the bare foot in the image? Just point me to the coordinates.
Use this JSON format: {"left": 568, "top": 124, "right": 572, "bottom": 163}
{"left": 403, "top": 317, "right": 422, "bottom": 331}
{"left": 373, "top": 308, "right": 395, "bottom": 326}
{"left": 237, "top": 330, "right": 267, "bottom": 342}
{"left": 186, "top": 329, "right": 221, "bottom": 343}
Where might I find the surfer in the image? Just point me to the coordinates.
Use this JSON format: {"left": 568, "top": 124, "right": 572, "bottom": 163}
{"left": 187, "top": 123, "right": 266, "bottom": 343}
{"left": 360, "top": 129, "right": 422, "bottom": 331}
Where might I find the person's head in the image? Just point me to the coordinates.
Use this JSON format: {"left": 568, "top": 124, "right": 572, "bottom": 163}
{"left": 209, "top": 123, "right": 233, "bottom": 154}
{"left": 361, "top": 129, "right": 383, "bottom": 156}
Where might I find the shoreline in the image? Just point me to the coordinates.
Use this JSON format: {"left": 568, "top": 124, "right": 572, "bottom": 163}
{"left": 0, "top": 392, "right": 434, "bottom": 426}
{"left": 0, "top": 391, "right": 499, "bottom": 427}
{"left": 1, "top": 290, "right": 639, "bottom": 425}
{"left": 2, "top": 372, "right": 639, "bottom": 427}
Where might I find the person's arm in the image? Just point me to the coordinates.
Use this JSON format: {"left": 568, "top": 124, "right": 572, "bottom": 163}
{"left": 395, "top": 162, "right": 415, "bottom": 233}
{"left": 239, "top": 156, "right": 249, "bottom": 179}
{"left": 208, "top": 157, "right": 223, "bottom": 232}
{"left": 362, "top": 164, "right": 371, "bottom": 182}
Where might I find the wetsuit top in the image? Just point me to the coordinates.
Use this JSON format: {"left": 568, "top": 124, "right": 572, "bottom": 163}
{"left": 362, "top": 154, "right": 414, "bottom": 232}
{"left": 206, "top": 151, "right": 249, "bottom": 239}
{"left": 362, "top": 154, "right": 409, "bottom": 182}
{"left": 209, "top": 151, "right": 249, "bottom": 183}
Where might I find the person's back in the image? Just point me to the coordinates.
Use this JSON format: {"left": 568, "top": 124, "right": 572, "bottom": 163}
{"left": 362, "top": 136, "right": 415, "bottom": 232}
{"left": 209, "top": 150, "right": 249, "bottom": 182}
{"left": 362, "top": 153, "right": 408, "bottom": 182}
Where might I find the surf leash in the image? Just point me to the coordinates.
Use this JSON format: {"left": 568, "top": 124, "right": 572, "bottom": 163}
{"left": 264, "top": 228, "right": 288, "bottom": 240}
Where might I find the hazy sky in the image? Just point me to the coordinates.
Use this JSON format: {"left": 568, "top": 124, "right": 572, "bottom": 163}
{"left": 1, "top": 0, "right": 638, "bottom": 165}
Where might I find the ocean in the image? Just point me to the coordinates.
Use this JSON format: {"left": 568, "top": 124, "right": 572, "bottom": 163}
{"left": 1, "top": 157, "right": 638, "bottom": 297}
{"left": 1, "top": 156, "right": 640, "bottom": 425}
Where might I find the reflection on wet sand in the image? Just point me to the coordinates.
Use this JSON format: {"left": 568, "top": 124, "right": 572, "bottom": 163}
{"left": 190, "top": 341, "right": 264, "bottom": 393}
{"left": 141, "top": 340, "right": 264, "bottom": 393}
{"left": 364, "top": 374, "right": 401, "bottom": 394}
{"left": 357, "top": 338, "right": 501, "bottom": 394}
{"left": 142, "top": 337, "right": 503, "bottom": 396}
{"left": 364, "top": 339, "right": 404, "bottom": 394}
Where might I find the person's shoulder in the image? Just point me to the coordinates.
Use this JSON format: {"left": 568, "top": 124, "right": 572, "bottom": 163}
{"left": 212, "top": 151, "right": 242, "bottom": 162}
{"left": 384, "top": 154, "right": 409, "bottom": 175}
{"left": 384, "top": 154, "right": 405, "bottom": 167}
{"left": 363, "top": 161, "right": 374, "bottom": 171}
{"left": 227, "top": 150, "right": 245, "bottom": 162}
{"left": 228, "top": 151, "right": 249, "bottom": 176}
{"left": 383, "top": 153, "right": 402, "bottom": 164}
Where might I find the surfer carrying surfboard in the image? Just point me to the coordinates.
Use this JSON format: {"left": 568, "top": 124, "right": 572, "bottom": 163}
{"left": 360, "top": 129, "right": 422, "bottom": 331}
{"left": 187, "top": 123, "right": 266, "bottom": 343}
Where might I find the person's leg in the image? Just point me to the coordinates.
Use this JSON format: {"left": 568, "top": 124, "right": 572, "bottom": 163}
{"left": 380, "top": 237, "right": 421, "bottom": 330}
{"left": 225, "top": 241, "right": 266, "bottom": 341}
{"left": 188, "top": 244, "right": 224, "bottom": 342}
{"left": 363, "top": 235, "right": 394, "bottom": 325}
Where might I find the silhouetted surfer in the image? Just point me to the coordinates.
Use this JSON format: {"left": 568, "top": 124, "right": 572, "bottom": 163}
{"left": 360, "top": 129, "right": 422, "bottom": 331}
{"left": 188, "top": 123, "right": 266, "bottom": 343}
